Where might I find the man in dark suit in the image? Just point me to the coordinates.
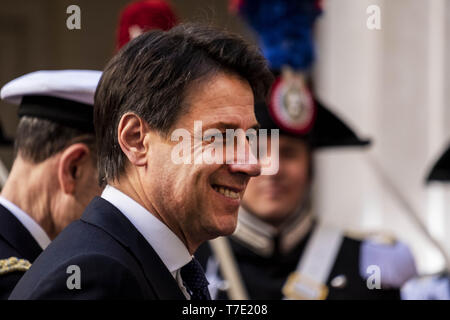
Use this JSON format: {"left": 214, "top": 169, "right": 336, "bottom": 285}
{"left": 10, "top": 23, "right": 273, "bottom": 299}
{"left": 0, "top": 70, "right": 103, "bottom": 299}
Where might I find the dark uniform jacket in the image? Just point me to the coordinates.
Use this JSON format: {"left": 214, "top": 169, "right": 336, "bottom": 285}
{"left": 196, "top": 222, "right": 402, "bottom": 300}
{"left": 9, "top": 197, "right": 186, "bottom": 300}
{"left": 0, "top": 204, "right": 42, "bottom": 299}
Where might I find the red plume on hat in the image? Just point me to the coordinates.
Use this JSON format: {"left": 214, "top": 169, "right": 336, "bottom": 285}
{"left": 117, "top": 0, "right": 178, "bottom": 50}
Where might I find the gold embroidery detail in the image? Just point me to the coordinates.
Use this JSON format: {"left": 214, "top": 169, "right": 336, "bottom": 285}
{"left": 0, "top": 257, "right": 31, "bottom": 275}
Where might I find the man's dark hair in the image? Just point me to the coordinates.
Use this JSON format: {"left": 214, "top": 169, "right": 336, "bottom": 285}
{"left": 94, "top": 23, "right": 273, "bottom": 185}
{"left": 15, "top": 117, "right": 96, "bottom": 164}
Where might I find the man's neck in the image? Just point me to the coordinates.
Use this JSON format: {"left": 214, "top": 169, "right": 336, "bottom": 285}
{"left": 1, "top": 156, "right": 55, "bottom": 237}
{"left": 110, "top": 176, "right": 200, "bottom": 255}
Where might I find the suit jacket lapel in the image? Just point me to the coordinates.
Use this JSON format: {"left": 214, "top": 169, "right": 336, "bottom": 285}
{"left": 81, "top": 197, "right": 186, "bottom": 300}
{"left": 0, "top": 204, "right": 42, "bottom": 261}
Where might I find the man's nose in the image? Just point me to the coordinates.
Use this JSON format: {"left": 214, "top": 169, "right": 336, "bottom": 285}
{"left": 227, "top": 139, "right": 261, "bottom": 177}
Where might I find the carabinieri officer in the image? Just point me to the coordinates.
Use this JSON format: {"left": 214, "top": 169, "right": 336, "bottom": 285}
{"left": 196, "top": 0, "right": 417, "bottom": 300}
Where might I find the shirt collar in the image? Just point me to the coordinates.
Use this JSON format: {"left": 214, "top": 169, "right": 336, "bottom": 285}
{"left": 101, "top": 185, "right": 192, "bottom": 273}
{"left": 0, "top": 196, "right": 51, "bottom": 250}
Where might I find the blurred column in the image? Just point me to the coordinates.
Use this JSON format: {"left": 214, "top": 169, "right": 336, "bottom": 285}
{"left": 313, "top": 0, "right": 449, "bottom": 273}
{"left": 426, "top": 0, "right": 449, "bottom": 270}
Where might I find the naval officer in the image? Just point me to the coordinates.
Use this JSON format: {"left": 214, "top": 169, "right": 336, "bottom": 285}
{"left": 0, "top": 70, "right": 103, "bottom": 299}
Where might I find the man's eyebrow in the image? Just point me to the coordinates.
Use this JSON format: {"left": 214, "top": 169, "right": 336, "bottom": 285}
{"left": 203, "top": 121, "right": 261, "bottom": 131}
{"left": 251, "top": 123, "right": 261, "bottom": 130}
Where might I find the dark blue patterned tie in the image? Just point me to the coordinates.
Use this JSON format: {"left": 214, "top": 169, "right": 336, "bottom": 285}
{"left": 180, "top": 258, "right": 211, "bottom": 300}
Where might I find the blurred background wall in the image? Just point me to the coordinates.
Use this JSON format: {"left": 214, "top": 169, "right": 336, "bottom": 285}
{"left": 1, "top": 0, "right": 449, "bottom": 274}
{"left": 313, "top": 0, "right": 450, "bottom": 274}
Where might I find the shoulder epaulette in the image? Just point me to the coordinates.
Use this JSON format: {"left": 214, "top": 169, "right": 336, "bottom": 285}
{"left": 344, "top": 230, "right": 397, "bottom": 245}
{"left": 0, "top": 257, "right": 31, "bottom": 275}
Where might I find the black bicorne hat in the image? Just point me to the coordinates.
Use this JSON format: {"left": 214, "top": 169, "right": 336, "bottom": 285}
{"left": 254, "top": 75, "right": 371, "bottom": 149}
{"left": 310, "top": 99, "right": 371, "bottom": 148}
{"left": 426, "top": 144, "right": 450, "bottom": 183}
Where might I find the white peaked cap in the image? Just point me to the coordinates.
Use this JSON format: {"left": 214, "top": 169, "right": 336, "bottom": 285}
{"left": 0, "top": 69, "right": 102, "bottom": 106}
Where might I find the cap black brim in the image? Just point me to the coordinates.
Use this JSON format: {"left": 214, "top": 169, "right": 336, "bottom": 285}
{"left": 426, "top": 145, "right": 450, "bottom": 183}
{"left": 310, "top": 99, "right": 372, "bottom": 149}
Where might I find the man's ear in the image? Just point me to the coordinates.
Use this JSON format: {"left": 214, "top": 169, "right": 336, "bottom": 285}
{"left": 117, "top": 112, "right": 149, "bottom": 166}
{"left": 58, "top": 143, "right": 90, "bottom": 195}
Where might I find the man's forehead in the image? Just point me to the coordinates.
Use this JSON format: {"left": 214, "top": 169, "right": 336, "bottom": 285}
{"left": 187, "top": 73, "right": 253, "bottom": 104}
{"left": 176, "top": 73, "right": 257, "bottom": 129}
{"left": 193, "top": 104, "right": 257, "bottom": 127}
{"left": 205, "top": 118, "right": 259, "bottom": 130}
{"left": 279, "top": 135, "right": 308, "bottom": 149}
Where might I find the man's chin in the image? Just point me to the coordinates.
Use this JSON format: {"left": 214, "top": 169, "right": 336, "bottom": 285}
{"left": 251, "top": 208, "right": 293, "bottom": 224}
{"left": 205, "top": 220, "right": 238, "bottom": 239}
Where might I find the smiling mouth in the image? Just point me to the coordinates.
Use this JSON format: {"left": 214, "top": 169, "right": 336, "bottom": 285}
{"left": 211, "top": 184, "right": 241, "bottom": 200}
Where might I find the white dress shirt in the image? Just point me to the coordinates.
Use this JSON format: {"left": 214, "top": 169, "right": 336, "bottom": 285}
{"left": 101, "top": 185, "right": 192, "bottom": 299}
{"left": 0, "top": 196, "right": 51, "bottom": 250}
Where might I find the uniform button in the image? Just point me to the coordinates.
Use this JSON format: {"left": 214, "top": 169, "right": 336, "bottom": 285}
{"left": 330, "top": 275, "right": 347, "bottom": 289}
{"left": 217, "top": 280, "right": 229, "bottom": 291}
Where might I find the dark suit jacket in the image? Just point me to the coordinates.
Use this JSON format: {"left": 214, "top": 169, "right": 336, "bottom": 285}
{"left": 9, "top": 197, "right": 186, "bottom": 300}
{"left": 0, "top": 204, "right": 42, "bottom": 299}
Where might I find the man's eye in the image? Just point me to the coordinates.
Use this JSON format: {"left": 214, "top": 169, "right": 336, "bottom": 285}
{"left": 246, "top": 132, "right": 257, "bottom": 141}
{"left": 205, "top": 133, "right": 226, "bottom": 143}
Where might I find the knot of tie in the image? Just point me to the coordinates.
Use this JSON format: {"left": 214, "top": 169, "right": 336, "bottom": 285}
{"left": 180, "top": 258, "right": 211, "bottom": 300}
